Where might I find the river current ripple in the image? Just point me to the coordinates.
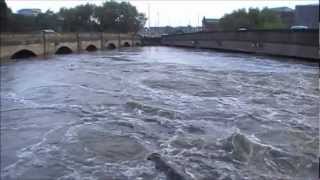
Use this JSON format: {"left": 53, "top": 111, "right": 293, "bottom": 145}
{"left": 1, "top": 47, "right": 319, "bottom": 180}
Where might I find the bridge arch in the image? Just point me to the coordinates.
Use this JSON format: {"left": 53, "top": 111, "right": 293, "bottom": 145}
{"left": 107, "top": 43, "right": 116, "bottom": 49}
{"left": 11, "top": 49, "right": 37, "bottom": 59}
{"left": 123, "top": 42, "right": 131, "bottom": 47}
{"left": 56, "top": 46, "right": 73, "bottom": 54}
{"left": 86, "top": 45, "right": 97, "bottom": 52}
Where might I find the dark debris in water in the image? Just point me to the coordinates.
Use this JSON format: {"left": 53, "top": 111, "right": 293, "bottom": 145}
{"left": 147, "top": 153, "right": 193, "bottom": 180}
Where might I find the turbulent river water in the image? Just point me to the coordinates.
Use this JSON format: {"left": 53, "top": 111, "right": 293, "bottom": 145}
{"left": 1, "top": 47, "right": 319, "bottom": 180}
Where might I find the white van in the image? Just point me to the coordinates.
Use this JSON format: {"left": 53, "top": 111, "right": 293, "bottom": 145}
{"left": 290, "top": 26, "right": 308, "bottom": 30}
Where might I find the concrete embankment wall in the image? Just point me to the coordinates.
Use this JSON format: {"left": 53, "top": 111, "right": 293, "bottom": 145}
{"left": 161, "top": 30, "right": 319, "bottom": 60}
{"left": 141, "top": 37, "right": 162, "bottom": 46}
{"left": 0, "top": 32, "right": 141, "bottom": 61}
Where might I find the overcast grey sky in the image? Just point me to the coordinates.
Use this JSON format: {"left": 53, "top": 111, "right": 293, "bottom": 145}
{"left": 6, "top": 0, "right": 318, "bottom": 27}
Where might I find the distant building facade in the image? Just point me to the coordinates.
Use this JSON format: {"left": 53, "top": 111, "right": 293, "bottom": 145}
{"left": 202, "top": 17, "right": 220, "bottom": 31}
{"left": 294, "top": 4, "right": 319, "bottom": 28}
{"left": 270, "top": 7, "right": 294, "bottom": 28}
{"left": 17, "top": 9, "right": 41, "bottom": 16}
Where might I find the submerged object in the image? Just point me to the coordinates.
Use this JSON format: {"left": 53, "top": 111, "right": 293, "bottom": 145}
{"left": 147, "top": 153, "right": 193, "bottom": 180}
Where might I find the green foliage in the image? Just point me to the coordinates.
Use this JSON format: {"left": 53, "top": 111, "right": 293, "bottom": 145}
{"left": 220, "top": 7, "right": 286, "bottom": 30}
{"left": 36, "top": 10, "right": 60, "bottom": 30}
{"left": 7, "top": 14, "right": 37, "bottom": 32}
{"left": 59, "top": 4, "right": 97, "bottom": 32}
{"left": 1, "top": 0, "right": 146, "bottom": 33}
{"left": 0, "top": 0, "right": 11, "bottom": 31}
{"left": 94, "top": 1, "right": 145, "bottom": 33}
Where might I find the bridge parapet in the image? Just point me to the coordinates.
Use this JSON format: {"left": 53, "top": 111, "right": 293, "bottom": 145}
{"left": 162, "top": 29, "right": 319, "bottom": 59}
{"left": 54, "top": 33, "right": 78, "bottom": 42}
{"left": 102, "top": 33, "right": 133, "bottom": 40}
{"left": 0, "top": 32, "right": 141, "bottom": 61}
{"left": 79, "top": 33, "right": 101, "bottom": 41}
{"left": 1, "top": 33, "right": 43, "bottom": 45}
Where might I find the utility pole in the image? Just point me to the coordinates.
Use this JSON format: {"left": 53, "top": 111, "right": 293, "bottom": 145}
{"left": 157, "top": 11, "right": 159, "bottom": 27}
{"left": 148, "top": 3, "right": 151, "bottom": 29}
{"left": 197, "top": 14, "right": 200, "bottom": 27}
{"left": 197, "top": 14, "right": 200, "bottom": 28}
{"left": 157, "top": 11, "right": 160, "bottom": 35}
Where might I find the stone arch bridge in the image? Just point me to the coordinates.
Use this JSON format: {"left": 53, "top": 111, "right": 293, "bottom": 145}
{"left": 0, "top": 32, "right": 141, "bottom": 61}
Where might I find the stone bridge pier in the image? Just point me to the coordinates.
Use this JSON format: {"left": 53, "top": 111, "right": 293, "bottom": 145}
{"left": 0, "top": 32, "right": 141, "bottom": 61}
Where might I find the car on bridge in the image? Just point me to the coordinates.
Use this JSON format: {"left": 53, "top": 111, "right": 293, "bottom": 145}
{"left": 290, "top": 26, "right": 308, "bottom": 30}
{"left": 41, "top": 29, "right": 56, "bottom": 33}
{"left": 237, "top": 28, "right": 248, "bottom": 31}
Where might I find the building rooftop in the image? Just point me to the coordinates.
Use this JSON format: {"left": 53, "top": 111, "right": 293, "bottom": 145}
{"left": 202, "top": 17, "right": 219, "bottom": 24}
{"left": 269, "top": 7, "right": 293, "bottom": 12}
{"left": 295, "top": 4, "right": 319, "bottom": 7}
{"left": 17, "top": 8, "right": 42, "bottom": 16}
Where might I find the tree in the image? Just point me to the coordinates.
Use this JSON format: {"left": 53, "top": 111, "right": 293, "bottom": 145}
{"left": 248, "top": 8, "right": 260, "bottom": 28}
{"left": 35, "top": 10, "right": 60, "bottom": 30}
{"left": 0, "top": 0, "right": 11, "bottom": 32}
{"left": 133, "top": 13, "right": 147, "bottom": 33}
{"left": 94, "top": 1, "right": 146, "bottom": 33}
{"left": 2, "top": 0, "right": 146, "bottom": 33}
{"left": 220, "top": 9, "right": 250, "bottom": 30}
{"left": 8, "top": 14, "right": 37, "bottom": 32}
{"left": 95, "top": 1, "right": 121, "bottom": 32}
{"left": 258, "top": 8, "right": 285, "bottom": 29}
{"left": 58, "top": 4, "right": 98, "bottom": 32}
{"left": 219, "top": 7, "right": 286, "bottom": 30}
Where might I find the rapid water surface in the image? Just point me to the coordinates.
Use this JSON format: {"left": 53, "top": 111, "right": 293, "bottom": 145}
{"left": 1, "top": 47, "right": 319, "bottom": 180}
